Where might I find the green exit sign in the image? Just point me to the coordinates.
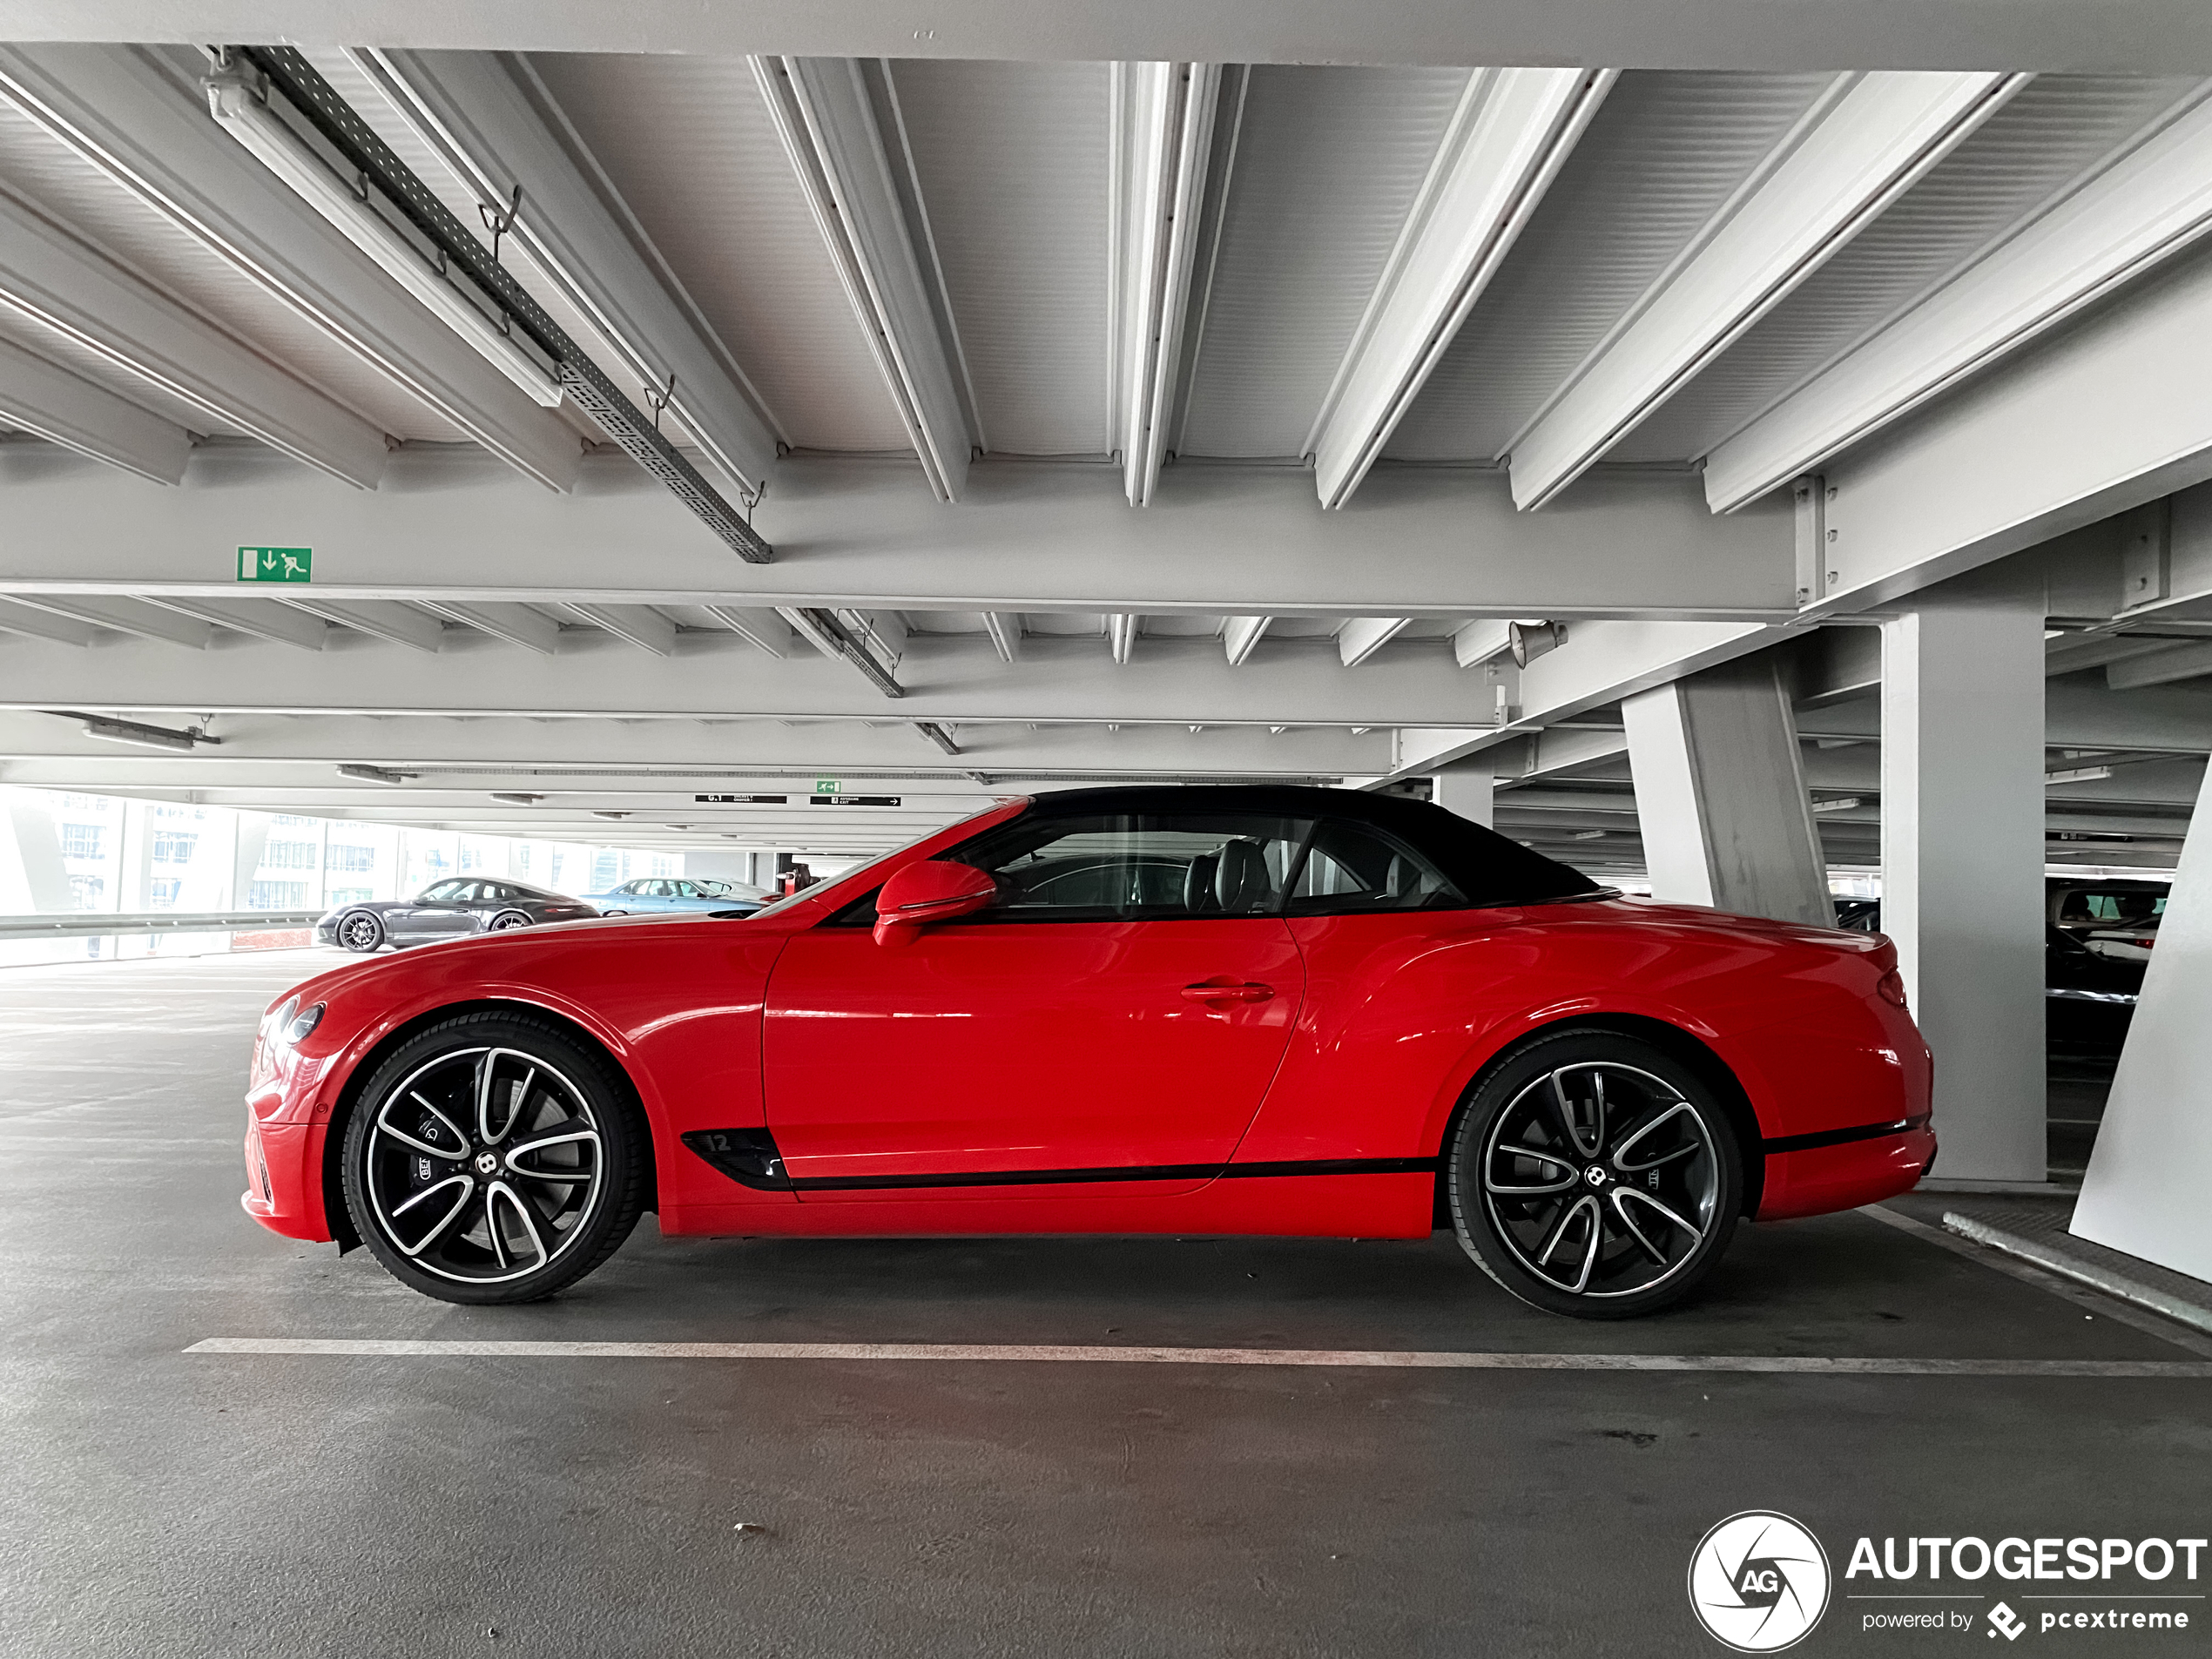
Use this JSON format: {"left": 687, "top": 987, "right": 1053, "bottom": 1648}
{"left": 238, "top": 546, "right": 312, "bottom": 583}
{"left": 813, "top": 779, "right": 840, "bottom": 795}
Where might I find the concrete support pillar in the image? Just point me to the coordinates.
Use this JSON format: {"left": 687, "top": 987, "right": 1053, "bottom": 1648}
{"left": 2072, "top": 760, "right": 2212, "bottom": 1278}
{"left": 1430, "top": 767, "right": 1494, "bottom": 828}
{"left": 1622, "top": 656, "right": 1831, "bottom": 927}
{"left": 1881, "top": 598, "right": 2046, "bottom": 1184}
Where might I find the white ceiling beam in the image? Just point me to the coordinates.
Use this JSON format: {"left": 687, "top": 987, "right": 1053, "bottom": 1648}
{"left": 1451, "top": 618, "right": 1515, "bottom": 667}
{"left": 6, "top": 7, "right": 2206, "bottom": 78}
{"left": 0, "top": 45, "right": 580, "bottom": 491}
{"left": 1107, "top": 614, "right": 1138, "bottom": 664}
{"left": 1337, "top": 617, "right": 1412, "bottom": 667}
{"left": 566, "top": 603, "right": 678, "bottom": 657}
{"left": 1706, "top": 87, "right": 2212, "bottom": 513}
{"left": 1508, "top": 71, "right": 2026, "bottom": 510}
{"left": 0, "top": 597, "right": 96, "bottom": 646}
{"left": 1223, "top": 615, "right": 1270, "bottom": 665}
{"left": 282, "top": 597, "right": 445, "bottom": 652}
{"left": 1112, "top": 61, "right": 1220, "bottom": 507}
{"left": 416, "top": 599, "right": 560, "bottom": 655}
{"left": 0, "top": 630, "right": 1499, "bottom": 731}
{"left": 703, "top": 606, "right": 793, "bottom": 658}
{"left": 2104, "top": 640, "right": 2212, "bottom": 691}
{"left": 1311, "top": 68, "right": 1612, "bottom": 509}
{"left": 0, "top": 184, "right": 388, "bottom": 489}
{"left": 0, "top": 331, "right": 190, "bottom": 484}
{"left": 756, "top": 56, "right": 972, "bottom": 501}
{"left": 11, "top": 593, "right": 210, "bottom": 649}
{"left": 0, "top": 448, "right": 1795, "bottom": 620}
{"left": 349, "top": 47, "right": 780, "bottom": 499}
{"left": 138, "top": 596, "right": 327, "bottom": 651}
{"left": 1810, "top": 219, "right": 2212, "bottom": 615}
{"left": 980, "top": 612, "right": 1021, "bottom": 663}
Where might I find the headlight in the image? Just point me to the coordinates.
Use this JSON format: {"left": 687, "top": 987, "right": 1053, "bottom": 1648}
{"left": 281, "top": 1001, "right": 324, "bottom": 1045}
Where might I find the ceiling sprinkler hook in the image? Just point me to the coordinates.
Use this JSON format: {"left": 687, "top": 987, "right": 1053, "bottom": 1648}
{"left": 478, "top": 184, "right": 523, "bottom": 264}
{"left": 644, "top": 370, "right": 677, "bottom": 435}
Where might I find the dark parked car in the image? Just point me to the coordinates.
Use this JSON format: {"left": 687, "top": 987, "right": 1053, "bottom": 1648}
{"left": 1834, "top": 877, "right": 2168, "bottom": 1051}
{"left": 316, "top": 878, "right": 597, "bottom": 953}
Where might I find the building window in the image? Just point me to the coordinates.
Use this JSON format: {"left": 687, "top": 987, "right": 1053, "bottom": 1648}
{"left": 247, "top": 880, "right": 307, "bottom": 909}
{"left": 151, "top": 831, "right": 198, "bottom": 864}
{"left": 60, "top": 824, "right": 105, "bottom": 860}
{"left": 325, "top": 887, "right": 372, "bottom": 905}
{"left": 262, "top": 840, "right": 317, "bottom": 870}
{"left": 273, "top": 814, "right": 315, "bottom": 826}
{"left": 327, "top": 845, "right": 375, "bottom": 873}
{"left": 67, "top": 873, "right": 105, "bottom": 910}
{"left": 591, "top": 852, "right": 619, "bottom": 889}
{"left": 149, "top": 878, "right": 181, "bottom": 907}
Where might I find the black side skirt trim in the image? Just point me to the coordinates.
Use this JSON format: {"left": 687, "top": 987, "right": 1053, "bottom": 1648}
{"left": 1761, "top": 1115, "right": 1928, "bottom": 1155}
{"left": 680, "top": 1129, "right": 1437, "bottom": 1194}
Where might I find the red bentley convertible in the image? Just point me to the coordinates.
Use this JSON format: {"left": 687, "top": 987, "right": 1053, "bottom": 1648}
{"left": 241, "top": 786, "right": 1933, "bottom": 1318}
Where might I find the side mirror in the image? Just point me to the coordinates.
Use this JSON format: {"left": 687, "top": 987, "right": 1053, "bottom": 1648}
{"left": 873, "top": 859, "right": 999, "bottom": 947}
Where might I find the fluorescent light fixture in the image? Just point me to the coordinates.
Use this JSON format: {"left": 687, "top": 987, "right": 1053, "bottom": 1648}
{"left": 2046, "top": 765, "right": 2115, "bottom": 786}
{"left": 77, "top": 714, "right": 208, "bottom": 752}
{"left": 491, "top": 792, "right": 544, "bottom": 805}
{"left": 205, "top": 77, "right": 563, "bottom": 408}
{"left": 338, "top": 763, "right": 408, "bottom": 785}
{"left": 591, "top": 810, "right": 629, "bottom": 819}
{"left": 1812, "top": 796, "right": 1862, "bottom": 813}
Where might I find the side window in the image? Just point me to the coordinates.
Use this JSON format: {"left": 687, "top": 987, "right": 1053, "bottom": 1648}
{"left": 944, "top": 812, "right": 1312, "bottom": 922}
{"left": 1286, "top": 819, "right": 1467, "bottom": 914}
{"left": 673, "top": 880, "right": 701, "bottom": 898}
{"left": 421, "top": 879, "right": 465, "bottom": 901}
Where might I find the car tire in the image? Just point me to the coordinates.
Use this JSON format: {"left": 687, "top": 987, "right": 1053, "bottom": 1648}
{"left": 487, "top": 910, "right": 532, "bottom": 932}
{"left": 336, "top": 910, "right": 385, "bottom": 953}
{"left": 1446, "top": 1028, "right": 1743, "bottom": 1320}
{"left": 601, "top": 909, "right": 628, "bottom": 917}
{"left": 341, "top": 1009, "right": 650, "bottom": 1306}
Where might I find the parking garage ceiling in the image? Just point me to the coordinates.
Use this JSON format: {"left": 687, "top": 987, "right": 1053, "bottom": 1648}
{"left": 3, "top": 24, "right": 2212, "bottom": 865}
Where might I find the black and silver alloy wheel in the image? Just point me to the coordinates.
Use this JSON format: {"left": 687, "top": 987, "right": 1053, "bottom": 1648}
{"left": 488, "top": 910, "right": 532, "bottom": 932}
{"left": 1448, "top": 1030, "right": 1742, "bottom": 1319}
{"left": 342, "top": 1012, "right": 647, "bottom": 1305}
{"left": 337, "top": 910, "right": 383, "bottom": 953}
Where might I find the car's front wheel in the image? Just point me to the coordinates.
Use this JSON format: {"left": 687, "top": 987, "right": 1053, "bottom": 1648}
{"left": 341, "top": 1011, "right": 649, "bottom": 1305}
{"left": 1447, "top": 1028, "right": 1743, "bottom": 1319}
{"left": 336, "top": 910, "right": 384, "bottom": 953}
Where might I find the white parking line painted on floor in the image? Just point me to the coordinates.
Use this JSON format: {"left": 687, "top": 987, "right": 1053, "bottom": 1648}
{"left": 184, "top": 1339, "right": 2212, "bottom": 1375}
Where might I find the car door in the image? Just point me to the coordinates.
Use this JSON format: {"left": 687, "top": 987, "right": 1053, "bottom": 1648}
{"left": 408, "top": 880, "right": 484, "bottom": 941}
{"left": 763, "top": 807, "right": 1312, "bottom": 1196}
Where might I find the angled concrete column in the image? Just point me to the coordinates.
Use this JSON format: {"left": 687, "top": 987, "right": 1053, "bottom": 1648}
{"left": 1622, "top": 657, "right": 1830, "bottom": 926}
{"left": 1431, "top": 767, "right": 1494, "bottom": 828}
{"left": 1881, "top": 598, "right": 2046, "bottom": 1183}
{"left": 2072, "top": 761, "right": 2212, "bottom": 1279}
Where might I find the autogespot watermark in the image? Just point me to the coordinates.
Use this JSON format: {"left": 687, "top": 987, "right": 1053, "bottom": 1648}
{"left": 1690, "top": 1515, "right": 2207, "bottom": 1647}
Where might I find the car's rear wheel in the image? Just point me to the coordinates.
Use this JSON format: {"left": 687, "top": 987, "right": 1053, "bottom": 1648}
{"left": 336, "top": 910, "right": 384, "bottom": 953}
{"left": 488, "top": 910, "right": 532, "bottom": 931}
{"left": 341, "top": 1011, "right": 649, "bottom": 1305}
{"left": 1447, "top": 1029, "right": 1742, "bottom": 1319}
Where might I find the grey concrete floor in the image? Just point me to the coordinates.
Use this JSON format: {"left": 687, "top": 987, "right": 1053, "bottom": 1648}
{"left": 2, "top": 950, "right": 2208, "bottom": 1658}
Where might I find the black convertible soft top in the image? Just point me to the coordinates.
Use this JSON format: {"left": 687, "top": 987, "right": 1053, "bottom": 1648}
{"left": 1019, "top": 785, "right": 1603, "bottom": 908}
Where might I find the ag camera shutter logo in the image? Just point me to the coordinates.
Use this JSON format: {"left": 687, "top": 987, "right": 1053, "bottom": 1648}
{"left": 1689, "top": 1511, "right": 1832, "bottom": 1652}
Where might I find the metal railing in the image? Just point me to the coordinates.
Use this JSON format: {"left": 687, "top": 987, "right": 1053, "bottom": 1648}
{"left": 0, "top": 910, "right": 324, "bottom": 940}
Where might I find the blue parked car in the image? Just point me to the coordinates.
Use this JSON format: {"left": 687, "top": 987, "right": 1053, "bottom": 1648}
{"left": 582, "top": 877, "right": 765, "bottom": 916}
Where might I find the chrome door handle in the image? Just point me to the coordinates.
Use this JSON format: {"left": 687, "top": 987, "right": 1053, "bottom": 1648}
{"left": 1182, "top": 979, "right": 1273, "bottom": 1004}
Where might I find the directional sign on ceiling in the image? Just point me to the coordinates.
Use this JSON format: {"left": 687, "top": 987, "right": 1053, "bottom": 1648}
{"left": 238, "top": 546, "right": 312, "bottom": 583}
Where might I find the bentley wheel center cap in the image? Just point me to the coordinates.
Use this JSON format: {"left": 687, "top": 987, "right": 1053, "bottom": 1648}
{"left": 475, "top": 1151, "right": 499, "bottom": 1177}
{"left": 1584, "top": 1165, "right": 1608, "bottom": 1187}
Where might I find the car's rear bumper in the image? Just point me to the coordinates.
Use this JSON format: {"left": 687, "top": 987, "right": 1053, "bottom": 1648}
{"left": 1756, "top": 1120, "right": 1936, "bottom": 1221}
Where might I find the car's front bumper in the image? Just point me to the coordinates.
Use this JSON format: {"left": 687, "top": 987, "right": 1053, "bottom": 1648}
{"left": 241, "top": 1082, "right": 334, "bottom": 1241}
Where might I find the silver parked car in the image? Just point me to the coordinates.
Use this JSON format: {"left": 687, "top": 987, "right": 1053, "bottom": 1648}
{"left": 316, "top": 878, "right": 598, "bottom": 953}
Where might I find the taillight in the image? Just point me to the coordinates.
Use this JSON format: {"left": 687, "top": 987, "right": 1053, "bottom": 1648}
{"left": 1875, "top": 969, "right": 1908, "bottom": 1009}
